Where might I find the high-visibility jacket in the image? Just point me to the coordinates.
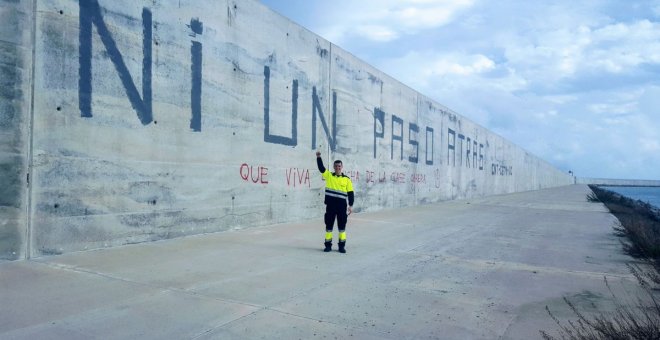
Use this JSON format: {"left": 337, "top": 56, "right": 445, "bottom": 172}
{"left": 317, "top": 158, "right": 354, "bottom": 206}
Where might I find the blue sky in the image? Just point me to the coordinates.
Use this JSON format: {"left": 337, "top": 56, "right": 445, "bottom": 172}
{"left": 260, "top": 0, "right": 660, "bottom": 180}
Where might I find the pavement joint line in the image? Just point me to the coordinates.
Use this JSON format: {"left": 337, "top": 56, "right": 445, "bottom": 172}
{"left": 350, "top": 216, "right": 414, "bottom": 226}
{"left": 187, "top": 275, "right": 387, "bottom": 339}
{"left": 189, "top": 309, "right": 263, "bottom": 340}
{"left": 191, "top": 303, "right": 392, "bottom": 339}
{"left": 209, "top": 277, "right": 397, "bottom": 338}
{"left": 407, "top": 252, "right": 636, "bottom": 280}
{"left": 469, "top": 202, "right": 609, "bottom": 213}
{"left": 30, "top": 259, "right": 370, "bottom": 336}
{"left": 264, "top": 306, "right": 340, "bottom": 325}
{"left": 264, "top": 307, "right": 398, "bottom": 339}
{"left": 188, "top": 286, "right": 345, "bottom": 339}
{"left": 29, "top": 260, "right": 266, "bottom": 309}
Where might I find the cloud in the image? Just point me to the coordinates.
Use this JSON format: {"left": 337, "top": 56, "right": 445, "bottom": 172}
{"left": 355, "top": 25, "right": 399, "bottom": 42}
{"left": 378, "top": 51, "right": 500, "bottom": 86}
{"left": 393, "top": 1, "right": 474, "bottom": 30}
{"left": 501, "top": 20, "right": 660, "bottom": 93}
{"left": 588, "top": 20, "right": 660, "bottom": 72}
{"left": 314, "top": 0, "right": 475, "bottom": 43}
{"left": 371, "top": 8, "right": 656, "bottom": 99}
{"left": 383, "top": 52, "right": 496, "bottom": 81}
{"left": 427, "top": 54, "right": 495, "bottom": 76}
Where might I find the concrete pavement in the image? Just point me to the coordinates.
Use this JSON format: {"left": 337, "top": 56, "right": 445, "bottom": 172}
{"left": 0, "top": 185, "right": 640, "bottom": 339}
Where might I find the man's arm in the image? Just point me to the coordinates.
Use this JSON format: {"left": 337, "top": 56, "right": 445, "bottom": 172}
{"left": 347, "top": 178, "right": 354, "bottom": 215}
{"left": 315, "top": 151, "right": 326, "bottom": 173}
{"left": 347, "top": 191, "right": 354, "bottom": 215}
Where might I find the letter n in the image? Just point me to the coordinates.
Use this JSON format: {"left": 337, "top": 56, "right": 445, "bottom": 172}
{"left": 79, "top": 0, "right": 152, "bottom": 125}
{"left": 311, "top": 87, "right": 336, "bottom": 151}
{"left": 373, "top": 108, "right": 385, "bottom": 158}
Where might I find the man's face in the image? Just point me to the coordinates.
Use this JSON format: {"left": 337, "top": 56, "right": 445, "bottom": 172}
{"left": 333, "top": 163, "right": 342, "bottom": 173}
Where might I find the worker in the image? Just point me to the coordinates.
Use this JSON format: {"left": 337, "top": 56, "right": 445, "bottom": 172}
{"left": 316, "top": 151, "right": 354, "bottom": 253}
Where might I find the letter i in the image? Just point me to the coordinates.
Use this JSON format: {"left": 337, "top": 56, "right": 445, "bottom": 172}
{"left": 189, "top": 18, "right": 203, "bottom": 132}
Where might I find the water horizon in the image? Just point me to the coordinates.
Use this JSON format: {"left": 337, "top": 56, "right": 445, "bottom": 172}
{"left": 600, "top": 185, "right": 660, "bottom": 209}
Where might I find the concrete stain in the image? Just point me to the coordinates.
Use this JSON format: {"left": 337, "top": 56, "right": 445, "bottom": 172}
{"left": 316, "top": 45, "right": 328, "bottom": 59}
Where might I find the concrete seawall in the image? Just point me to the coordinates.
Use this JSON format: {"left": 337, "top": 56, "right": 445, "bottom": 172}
{"left": 1, "top": 0, "right": 573, "bottom": 260}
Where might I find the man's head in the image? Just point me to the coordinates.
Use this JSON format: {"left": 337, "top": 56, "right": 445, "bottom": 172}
{"left": 333, "top": 160, "right": 343, "bottom": 174}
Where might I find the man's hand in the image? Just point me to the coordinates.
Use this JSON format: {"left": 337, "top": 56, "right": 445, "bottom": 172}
{"left": 316, "top": 151, "right": 321, "bottom": 157}
{"left": 347, "top": 206, "right": 353, "bottom": 215}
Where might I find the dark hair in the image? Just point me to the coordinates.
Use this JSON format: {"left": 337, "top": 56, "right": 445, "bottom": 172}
{"left": 333, "top": 160, "right": 342, "bottom": 165}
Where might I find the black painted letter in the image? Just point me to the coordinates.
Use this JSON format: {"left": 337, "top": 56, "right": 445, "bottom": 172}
{"left": 78, "top": 0, "right": 152, "bottom": 125}
{"left": 263, "top": 66, "right": 298, "bottom": 146}
{"left": 373, "top": 108, "right": 385, "bottom": 158}
{"left": 425, "top": 127, "right": 434, "bottom": 165}
{"left": 392, "top": 115, "right": 403, "bottom": 160}
{"left": 189, "top": 18, "right": 203, "bottom": 132}
{"left": 312, "top": 88, "right": 337, "bottom": 151}
{"left": 408, "top": 123, "right": 419, "bottom": 163}
{"left": 447, "top": 128, "right": 455, "bottom": 167}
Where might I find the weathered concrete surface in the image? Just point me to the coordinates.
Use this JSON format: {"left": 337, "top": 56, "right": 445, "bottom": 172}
{"left": 0, "top": 185, "right": 640, "bottom": 339}
{"left": 0, "top": 0, "right": 33, "bottom": 260}
{"left": 577, "top": 177, "right": 660, "bottom": 187}
{"left": 3, "top": 0, "right": 573, "bottom": 258}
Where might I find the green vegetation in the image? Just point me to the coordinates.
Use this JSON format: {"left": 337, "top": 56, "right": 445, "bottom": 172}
{"left": 541, "top": 185, "right": 660, "bottom": 340}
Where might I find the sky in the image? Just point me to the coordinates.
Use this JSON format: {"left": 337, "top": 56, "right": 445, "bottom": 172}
{"left": 259, "top": 0, "right": 660, "bottom": 181}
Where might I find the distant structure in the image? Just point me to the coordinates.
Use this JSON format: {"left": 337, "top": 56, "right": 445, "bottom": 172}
{"left": 577, "top": 178, "right": 660, "bottom": 187}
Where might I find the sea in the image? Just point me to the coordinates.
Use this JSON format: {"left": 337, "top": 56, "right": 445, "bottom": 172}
{"left": 600, "top": 186, "right": 660, "bottom": 209}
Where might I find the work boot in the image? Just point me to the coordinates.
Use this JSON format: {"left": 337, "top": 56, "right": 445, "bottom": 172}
{"left": 338, "top": 242, "right": 346, "bottom": 254}
{"left": 323, "top": 241, "right": 332, "bottom": 252}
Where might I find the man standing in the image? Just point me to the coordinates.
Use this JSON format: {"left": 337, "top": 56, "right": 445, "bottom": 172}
{"left": 316, "top": 151, "right": 354, "bottom": 253}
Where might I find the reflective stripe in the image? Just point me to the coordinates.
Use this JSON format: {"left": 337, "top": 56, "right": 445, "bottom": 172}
{"left": 325, "top": 232, "right": 333, "bottom": 241}
{"left": 339, "top": 232, "right": 346, "bottom": 241}
{"left": 325, "top": 192, "right": 348, "bottom": 200}
{"left": 325, "top": 188, "right": 348, "bottom": 197}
